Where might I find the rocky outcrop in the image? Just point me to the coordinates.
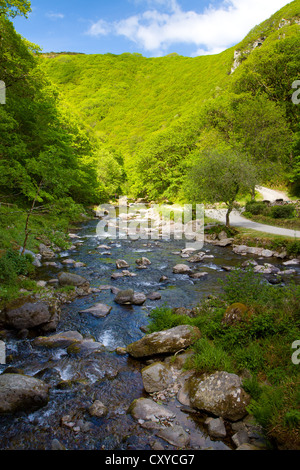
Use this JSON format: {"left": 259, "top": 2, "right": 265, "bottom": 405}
{"left": 0, "top": 373, "right": 50, "bottom": 414}
{"left": 189, "top": 371, "right": 251, "bottom": 421}
{"left": 126, "top": 325, "right": 201, "bottom": 358}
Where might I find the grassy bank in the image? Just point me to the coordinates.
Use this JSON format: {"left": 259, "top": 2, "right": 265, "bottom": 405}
{"left": 147, "top": 268, "right": 300, "bottom": 449}
{"left": 0, "top": 201, "right": 91, "bottom": 307}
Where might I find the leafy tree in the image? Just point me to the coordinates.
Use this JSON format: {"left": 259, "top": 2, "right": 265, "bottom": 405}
{"left": 185, "top": 149, "right": 258, "bottom": 226}
{"left": 0, "top": 0, "right": 31, "bottom": 18}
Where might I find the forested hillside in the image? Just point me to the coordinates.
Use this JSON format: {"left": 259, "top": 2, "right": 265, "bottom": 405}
{"left": 40, "top": 0, "right": 300, "bottom": 201}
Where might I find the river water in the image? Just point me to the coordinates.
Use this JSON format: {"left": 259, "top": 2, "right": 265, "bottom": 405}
{"left": 0, "top": 209, "right": 299, "bottom": 450}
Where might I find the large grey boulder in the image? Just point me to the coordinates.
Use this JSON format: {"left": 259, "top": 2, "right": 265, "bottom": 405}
{"left": 0, "top": 373, "right": 50, "bottom": 414}
{"left": 189, "top": 371, "right": 251, "bottom": 422}
{"left": 126, "top": 325, "right": 201, "bottom": 358}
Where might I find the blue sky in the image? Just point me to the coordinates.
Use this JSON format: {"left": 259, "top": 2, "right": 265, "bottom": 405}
{"left": 13, "top": 0, "right": 292, "bottom": 57}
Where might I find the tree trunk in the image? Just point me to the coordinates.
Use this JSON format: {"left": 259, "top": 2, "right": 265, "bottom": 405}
{"left": 226, "top": 203, "right": 234, "bottom": 227}
{"left": 21, "top": 180, "right": 43, "bottom": 256}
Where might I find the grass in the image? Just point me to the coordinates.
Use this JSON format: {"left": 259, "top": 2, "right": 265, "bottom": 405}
{"left": 242, "top": 212, "right": 300, "bottom": 231}
{"left": 147, "top": 268, "right": 300, "bottom": 449}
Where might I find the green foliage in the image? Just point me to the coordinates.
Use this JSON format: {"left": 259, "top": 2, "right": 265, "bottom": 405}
{"left": 245, "top": 201, "right": 269, "bottom": 216}
{"left": 284, "top": 410, "right": 300, "bottom": 429}
{"left": 147, "top": 305, "right": 189, "bottom": 333}
{"left": 0, "top": 0, "right": 31, "bottom": 18}
{"left": 0, "top": 249, "right": 34, "bottom": 284}
{"left": 270, "top": 204, "right": 295, "bottom": 219}
{"left": 188, "top": 338, "right": 234, "bottom": 374}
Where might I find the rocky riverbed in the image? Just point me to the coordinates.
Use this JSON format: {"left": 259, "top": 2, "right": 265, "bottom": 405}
{"left": 0, "top": 204, "right": 299, "bottom": 450}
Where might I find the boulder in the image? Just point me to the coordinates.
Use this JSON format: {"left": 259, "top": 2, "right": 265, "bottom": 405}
{"left": 3, "top": 300, "right": 60, "bottom": 332}
{"left": 114, "top": 289, "right": 134, "bottom": 305}
{"left": 116, "top": 259, "right": 130, "bottom": 269}
{"left": 33, "top": 331, "right": 83, "bottom": 348}
{"left": 189, "top": 272, "right": 208, "bottom": 279}
{"left": 155, "top": 425, "right": 190, "bottom": 448}
{"left": 172, "top": 264, "right": 192, "bottom": 274}
{"left": 136, "top": 257, "right": 151, "bottom": 266}
{"left": 39, "top": 243, "right": 55, "bottom": 259}
{"left": 58, "top": 272, "right": 89, "bottom": 288}
{"left": 187, "top": 253, "right": 205, "bottom": 263}
{"left": 206, "top": 417, "right": 227, "bottom": 439}
{"left": 189, "top": 371, "right": 251, "bottom": 421}
{"left": 114, "top": 289, "right": 146, "bottom": 306}
{"left": 0, "top": 373, "right": 50, "bottom": 414}
{"left": 214, "top": 238, "right": 234, "bottom": 247}
{"left": 126, "top": 325, "right": 201, "bottom": 358}
{"left": 141, "top": 362, "right": 174, "bottom": 393}
{"left": 147, "top": 292, "right": 162, "bottom": 301}
{"left": 79, "top": 303, "right": 112, "bottom": 318}
{"left": 132, "top": 292, "right": 147, "bottom": 305}
{"left": 88, "top": 400, "right": 108, "bottom": 418}
{"left": 129, "top": 398, "right": 175, "bottom": 422}
{"left": 253, "top": 264, "right": 279, "bottom": 275}
{"left": 222, "top": 303, "right": 250, "bottom": 326}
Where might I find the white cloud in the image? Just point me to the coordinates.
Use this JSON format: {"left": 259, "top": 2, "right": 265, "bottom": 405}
{"left": 87, "top": 0, "right": 291, "bottom": 55}
{"left": 46, "top": 12, "right": 65, "bottom": 20}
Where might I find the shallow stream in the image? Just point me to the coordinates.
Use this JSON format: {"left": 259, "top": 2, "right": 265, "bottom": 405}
{"left": 0, "top": 210, "right": 299, "bottom": 450}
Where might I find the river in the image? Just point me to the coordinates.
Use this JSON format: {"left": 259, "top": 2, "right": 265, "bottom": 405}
{"left": 0, "top": 207, "right": 299, "bottom": 450}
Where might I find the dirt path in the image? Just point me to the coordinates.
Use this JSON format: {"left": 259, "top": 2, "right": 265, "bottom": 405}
{"left": 205, "top": 208, "right": 300, "bottom": 238}
{"left": 256, "top": 186, "right": 291, "bottom": 202}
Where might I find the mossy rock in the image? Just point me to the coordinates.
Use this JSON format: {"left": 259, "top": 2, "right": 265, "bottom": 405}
{"left": 222, "top": 303, "right": 250, "bottom": 326}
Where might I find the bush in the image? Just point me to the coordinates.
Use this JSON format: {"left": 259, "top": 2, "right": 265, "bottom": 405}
{"left": 270, "top": 204, "right": 295, "bottom": 219}
{"left": 245, "top": 201, "right": 269, "bottom": 216}
{"left": 0, "top": 249, "right": 34, "bottom": 284}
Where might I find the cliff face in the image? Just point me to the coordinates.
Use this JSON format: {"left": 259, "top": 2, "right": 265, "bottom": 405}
{"left": 231, "top": 14, "right": 300, "bottom": 74}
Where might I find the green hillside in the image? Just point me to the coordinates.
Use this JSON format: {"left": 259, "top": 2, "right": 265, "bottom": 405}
{"left": 40, "top": 49, "right": 234, "bottom": 155}
{"left": 39, "top": 0, "right": 300, "bottom": 200}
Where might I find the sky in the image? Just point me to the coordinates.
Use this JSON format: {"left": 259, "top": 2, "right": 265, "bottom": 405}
{"left": 12, "top": 0, "right": 292, "bottom": 57}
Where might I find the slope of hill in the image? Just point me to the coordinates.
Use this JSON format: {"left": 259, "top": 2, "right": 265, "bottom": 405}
{"left": 39, "top": 1, "right": 300, "bottom": 199}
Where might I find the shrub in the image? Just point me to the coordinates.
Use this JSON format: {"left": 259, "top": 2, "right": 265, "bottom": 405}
{"left": 270, "top": 204, "right": 295, "bottom": 219}
{"left": 0, "top": 249, "right": 34, "bottom": 284}
{"left": 245, "top": 201, "right": 269, "bottom": 216}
